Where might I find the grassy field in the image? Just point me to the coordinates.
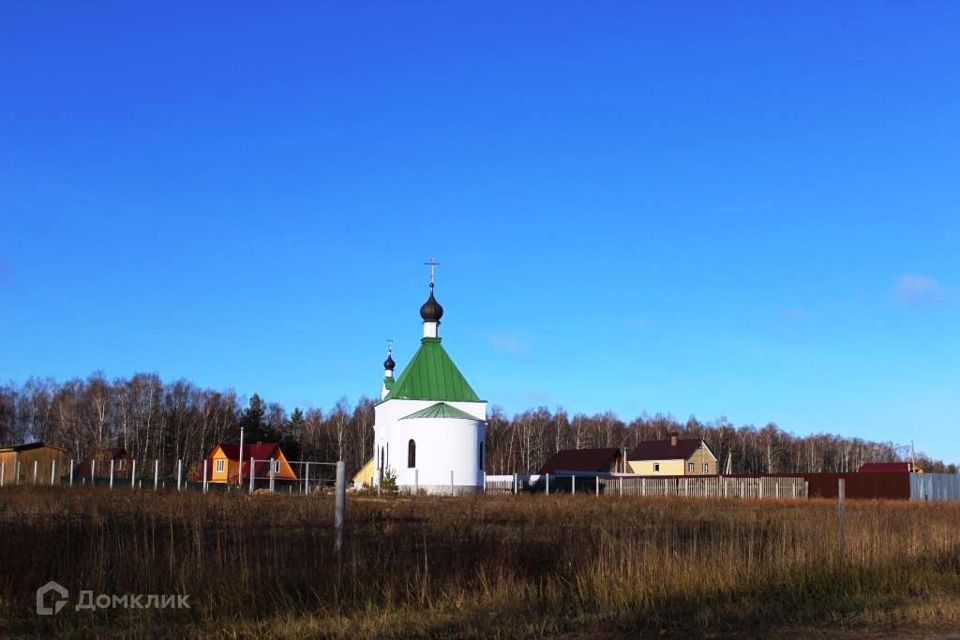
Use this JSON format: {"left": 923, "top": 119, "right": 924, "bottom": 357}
{"left": 1, "top": 487, "right": 959, "bottom": 638}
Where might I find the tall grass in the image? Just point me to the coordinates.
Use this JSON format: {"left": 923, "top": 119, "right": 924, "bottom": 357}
{"left": 1, "top": 487, "right": 958, "bottom": 638}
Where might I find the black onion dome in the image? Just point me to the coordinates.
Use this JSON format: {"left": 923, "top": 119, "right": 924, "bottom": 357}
{"left": 419, "top": 291, "right": 444, "bottom": 322}
{"left": 383, "top": 353, "right": 396, "bottom": 371}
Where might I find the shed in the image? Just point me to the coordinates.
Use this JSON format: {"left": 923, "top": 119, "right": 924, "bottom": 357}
{"left": 0, "top": 442, "right": 67, "bottom": 485}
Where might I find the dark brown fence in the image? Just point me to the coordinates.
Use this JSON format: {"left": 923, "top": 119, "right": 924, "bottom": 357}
{"left": 803, "top": 472, "right": 910, "bottom": 499}
{"left": 727, "top": 472, "right": 911, "bottom": 500}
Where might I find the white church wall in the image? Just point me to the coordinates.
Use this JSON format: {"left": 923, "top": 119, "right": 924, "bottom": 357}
{"left": 394, "top": 417, "right": 485, "bottom": 492}
{"left": 372, "top": 399, "right": 487, "bottom": 491}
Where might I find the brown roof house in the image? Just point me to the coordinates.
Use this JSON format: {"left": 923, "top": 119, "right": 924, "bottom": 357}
{"left": 628, "top": 434, "right": 717, "bottom": 476}
{"left": 540, "top": 448, "right": 628, "bottom": 475}
{"left": 76, "top": 448, "right": 134, "bottom": 483}
{"left": 859, "top": 462, "right": 922, "bottom": 474}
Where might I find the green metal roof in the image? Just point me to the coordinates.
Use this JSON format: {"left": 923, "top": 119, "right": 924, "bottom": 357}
{"left": 400, "top": 402, "right": 478, "bottom": 421}
{"left": 384, "top": 338, "right": 481, "bottom": 402}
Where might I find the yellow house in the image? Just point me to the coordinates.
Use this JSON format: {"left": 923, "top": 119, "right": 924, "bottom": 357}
{"left": 628, "top": 435, "right": 717, "bottom": 475}
{"left": 205, "top": 442, "right": 297, "bottom": 485}
{"left": 352, "top": 457, "right": 375, "bottom": 489}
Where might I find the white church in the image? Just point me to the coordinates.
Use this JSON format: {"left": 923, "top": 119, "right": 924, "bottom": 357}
{"left": 357, "top": 264, "right": 487, "bottom": 494}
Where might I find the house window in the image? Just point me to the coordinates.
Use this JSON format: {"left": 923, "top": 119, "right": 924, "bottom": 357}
{"left": 479, "top": 441, "right": 484, "bottom": 470}
{"left": 703, "top": 463, "right": 709, "bottom": 473}
{"left": 215, "top": 459, "right": 224, "bottom": 473}
{"left": 688, "top": 462, "right": 694, "bottom": 473}
{"left": 407, "top": 439, "right": 416, "bottom": 468}
{"left": 653, "top": 463, "right": 660, "bottom": 473}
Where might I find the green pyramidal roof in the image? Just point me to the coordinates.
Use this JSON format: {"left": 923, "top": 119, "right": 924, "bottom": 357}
{"left": 400, "top": 402, "right": 478, "bottom": 420}
{"left": 384, "top": 338, "right": 480, "bottom": 402}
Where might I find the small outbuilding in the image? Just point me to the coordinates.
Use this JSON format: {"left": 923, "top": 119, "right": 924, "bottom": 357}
{"left": 0, "top": 442, "right": 67, "bottom": 485}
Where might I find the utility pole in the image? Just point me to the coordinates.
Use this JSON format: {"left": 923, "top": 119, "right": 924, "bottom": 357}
{"left": 238, "top": 426, "right": 245, "bottom": 487}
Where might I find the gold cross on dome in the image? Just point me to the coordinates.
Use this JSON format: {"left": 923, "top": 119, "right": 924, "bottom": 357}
{"left": 424, "top": 257, "right": 439, "bottom": 288}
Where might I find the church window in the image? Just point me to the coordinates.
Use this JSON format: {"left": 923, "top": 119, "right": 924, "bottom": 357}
{"left": 479, "top": 441, "right": 484, "bottom": 470}
{"left": 408, "top": 439, "right": 416, "bottom": 468}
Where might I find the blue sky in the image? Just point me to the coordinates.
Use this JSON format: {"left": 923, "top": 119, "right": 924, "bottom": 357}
{"left": 1, "top": 2, "right": 958, "bottom": 462}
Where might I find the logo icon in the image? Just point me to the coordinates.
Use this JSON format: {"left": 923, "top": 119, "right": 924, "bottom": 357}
{"left": 36, "top": 581, "right": 69, "bottom": 616}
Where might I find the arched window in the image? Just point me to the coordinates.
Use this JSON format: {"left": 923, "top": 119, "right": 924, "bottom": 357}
{"left": 407, "top": 439, "right": 416, "bottom": 468}
{"left": 379, "top": 446, "right": 384, "bottom": 471}
{"left": 478, "top": 441, "right": 484, "bottom": 470}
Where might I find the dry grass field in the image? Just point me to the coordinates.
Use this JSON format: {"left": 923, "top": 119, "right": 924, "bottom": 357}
{"left": 1, "top": 487, "right": 959, "bottom": 638}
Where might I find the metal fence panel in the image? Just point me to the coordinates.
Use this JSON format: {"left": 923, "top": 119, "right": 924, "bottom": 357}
{"left": 911, "top": 473, "right": 960, "bottom": 501}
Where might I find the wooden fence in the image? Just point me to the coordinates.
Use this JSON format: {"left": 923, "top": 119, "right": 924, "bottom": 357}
{"left": 484, "top": 473, "right": 808, "bottom": 499}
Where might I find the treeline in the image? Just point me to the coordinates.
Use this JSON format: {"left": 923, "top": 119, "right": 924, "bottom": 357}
{"left": 0, "top": 373, "right": 953, "bottom": 479}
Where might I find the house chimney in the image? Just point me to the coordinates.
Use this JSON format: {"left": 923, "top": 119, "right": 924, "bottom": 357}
{"left": 670, "top": 433, "right": 678, "bottom": 447}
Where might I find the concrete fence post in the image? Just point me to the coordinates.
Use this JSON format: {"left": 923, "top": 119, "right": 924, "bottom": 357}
{"left": 33, "top": 460, "right": 38, "bottom": 485}
{"left": 572, "top": 475, "right": 576, "bottom": 495}
{"left": 131, "top": 459, "right": 137, "bottom": 489}
{"left": 249, "top": 457, "right": 255, "bottom": 493}
{"left": 545, "top": 473, "right": 550, "bottom": 495}
{"left": 595, "top": 476, "right": 599, "bottom": 496}
{"left": 641, "top": 477, "right": 646, "bottom": 497}
{"left": 415, "top": 468, "right": 419, "bottom": 494}
{"left": 176, "top": 459, "right": 182, "bottom": 491}
{"left": 335, "top": 460, "right": 346, "bottom": 557}
{"left": 450, "top": 469, "right": 455, "bottom": 495}
{"left": 305, "top": 462, "right": 310, "bottom": 495}
{"left": 109, "top": 459, "right": 114, "bottom": 489}
{"left": 513, "top": 473, "right": 517, "bottom": 495}
{"left": 89, "top": 460, "right": 94, "bottom": 488}
{"left": 153, "top": 459, "right": 159, "bottom": 490}
{"left": 202, "top": 460, "right": 208, "bottom": 493}
{"left": 70, "top": 459, "right": 75, "bottom": 486}
{"left": 1, "top": 459, "right": 4, "bottom": 487}
{"left": 269, "top": 458, "right": 276, "bottom": 492}
{"left": 51, "top": 459, "right": 57, "bottom": 485}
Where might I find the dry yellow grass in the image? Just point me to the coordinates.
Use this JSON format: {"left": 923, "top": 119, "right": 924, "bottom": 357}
{"left": 1, "top": 487, "right": 958, "bottom": 638}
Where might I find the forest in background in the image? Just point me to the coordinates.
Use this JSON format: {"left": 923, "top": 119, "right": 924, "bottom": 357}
{"left": 0, "top": 372, "right": 954, "bottom": 479}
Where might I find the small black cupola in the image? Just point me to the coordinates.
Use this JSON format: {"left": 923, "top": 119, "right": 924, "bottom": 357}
{"left": 420, "top": 290, "right": 444, "bottom": 323}
{"left": 383, "top": 352, "right": 396, "bottom": 371}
